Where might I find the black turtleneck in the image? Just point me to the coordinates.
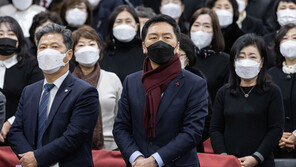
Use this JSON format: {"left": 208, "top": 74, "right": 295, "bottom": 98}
{"left": 100, "top": 38, "right": 146, "bottom": 83}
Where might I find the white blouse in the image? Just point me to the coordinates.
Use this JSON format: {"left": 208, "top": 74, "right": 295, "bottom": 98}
{"left": 97, "top": 70, "right": 122, "bottom": 150}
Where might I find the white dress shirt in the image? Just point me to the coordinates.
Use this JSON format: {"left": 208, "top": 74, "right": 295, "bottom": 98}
{"left": 97, "top": 70, "right": 122, "bottom": 150}
{"left": 0, "top": 55, "right": 18, "bottom": 89}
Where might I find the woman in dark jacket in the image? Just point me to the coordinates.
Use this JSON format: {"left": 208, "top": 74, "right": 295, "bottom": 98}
{"left": 210, "top": 34, "right": 284, "bottom": 167}
{"left": 0, "top": 16, "right": 43, "bottom": 144}
{"left": 206, "top": 0, "right": 245, "bottom": 54}
{"left": 189, "top": 8, "right": 229, "bottom": 103}
{"left": 269, "top": 24, "right": 296, "bottom": 158}
{"left": 91, "top": 0, "right": 124, "bottom": 41}
{"left": 100, "top": 5, "right": 146, "bottom": 83}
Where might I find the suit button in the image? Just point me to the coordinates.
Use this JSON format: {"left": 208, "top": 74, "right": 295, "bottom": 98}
{"left": 286, "top": 75, "right": 292, "bottom": 80}
{"left": 286, "top": 117, "right": 291, "bottom": 120}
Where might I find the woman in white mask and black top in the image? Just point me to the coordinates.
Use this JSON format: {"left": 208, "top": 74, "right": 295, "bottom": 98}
{"left": 206, "top": 0, "right": 245, "bottom": 54}
{"left": 263, "top": 0, "right": 296, "bottom": 68}
{"left": 72, "top": 25, "right": 122, "bottom": 150}
{"left": 0, "top": 16, "right": 43, "bottom": 145}
{"left": 269, "top": 24, "right": 296, "bottom": 158}
{"left": 59, "top": 0, "right": 93, "bottom": 32}
{"left": 189, "top": 8, "right": 229, "bottom": 103}
{"left": 100, "top": 5, "right": 146, "bottom": 83}
{"left": 159, "top": 0, "right": 189, "bottom": 34}
{"left": 210, "top": 34, "right": 285, "bottom": 167}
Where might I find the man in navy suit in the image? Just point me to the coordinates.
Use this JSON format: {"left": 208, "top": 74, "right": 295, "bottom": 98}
{"left": 113, "top": 15, "right": 208, "bottom": 167}
{"left": 8, "top": 23, "right": 99, "bottom": 167}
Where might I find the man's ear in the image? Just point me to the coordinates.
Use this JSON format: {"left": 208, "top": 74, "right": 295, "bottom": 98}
{"left": 174, "top": 42, "right": 180, "bottom": 55}
{"left": 64, "top": 49, "right": 73, "bottom": 62}
{"left": 142, "top": 42, "right": 148, "bottom": 54}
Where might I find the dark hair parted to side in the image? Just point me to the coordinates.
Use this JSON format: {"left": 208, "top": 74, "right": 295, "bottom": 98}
{"left": 0, "top": 16, "right": 32, "bottom": 66}
{"left": 274, "top": 23, "right": 296, "bottom": 67}
{"left": 105, "top": 5, "right": 141, "bottom": 50}
{"left": 36, "top": 23, "right": 74, "bottom": 50}
{"left": 273, "top": 0, "right": 296, "bottom": 30}
{"left": 206, "top": 0, "right": 239, "bottom": 22}
{"left": 229, "top": 34, "right": 272, "bottom": 95}
{"left": 72, "top": 25, "right": 104, "bottom": 61}
{"left": 135, "top": 6, "right": 156, "bottom": 19}
{"left": 141, "top": 14, "right": 181, "bottom": 42}
{"left": 190, "top": 8, "right": 225, "bottom": 53}
{"left": 29, "top": 11, "right": 63, "bottom": 44}
{"left": 180, "top": 33, "right": 196, "bottom": 67}
{"left": 59, "top": 0, "right": 92, "bottom": 26}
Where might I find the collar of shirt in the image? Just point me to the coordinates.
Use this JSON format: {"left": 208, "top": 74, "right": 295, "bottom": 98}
{"left": 43, "top": 71, "right": 69, "bottom": 90}
{"left": 236, "top": 11, "right": 247, "bottom": 29}
{"left": 0, "top": 55, "right": 18, "bottom": 69}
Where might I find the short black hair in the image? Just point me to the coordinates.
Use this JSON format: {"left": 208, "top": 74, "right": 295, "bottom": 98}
{"left": 135, "top": 6, "right": 156, "bottom": 19}
{"left": 29, "top": 11, "right": 63, "bottom": 44}
{"left": 274, "top": 23, "right": 296, "bottom": 67}
{"left": 0, "top": 16, "right": 32, "bottom": 66}
{"left": 229, "top": 34, "right": 272, "bottom": 95}
{"left": 141, "top": 14, "right": 181, "bottom": 42}
{"left": 180, "top": 33, "right": 196, "bottom": 67}
{"left": 273, "top": 0, "right": 296, "bottom": 30}
{"left": 206, "top": 0, "right": 239, "bottom": 22}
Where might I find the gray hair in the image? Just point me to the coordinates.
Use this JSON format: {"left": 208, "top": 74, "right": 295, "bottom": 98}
{"left": 135, "top": 6, "right": 156, "bottom": 19}
{"left": 36, "top": 23, "right": 73, "bottom": 50}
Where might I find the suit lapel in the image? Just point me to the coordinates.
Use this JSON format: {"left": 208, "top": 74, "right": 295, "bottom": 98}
{"left": 156, "top": 72, "right": 185, "bottom": 124}
{"left": 30, "top": 80, "right": 44, "bottom": 144}
{"left": 42, "top": 73, "right": 74, "bottom": 134}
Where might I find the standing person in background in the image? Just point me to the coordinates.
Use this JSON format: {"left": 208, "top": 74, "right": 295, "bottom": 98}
{"left": 159, "top": 0, "right": 189, "bottom": 34}
{"left": 269, "top": 23, "right": 296, "bottom": 158}
{"left": 210, "top": 34, "right": 284, "bottom": 167}
{"left": 0, "top": 16, "right": 43, "bottom": 145}
{"left": 135, "top": 6, "right": 156, "bottom": 36}
{"left": 113, "top": 14, "right": 208, "bottom": 167}
{"left": 59, "top": 0, "right": 93, "bottom": 32}
{"left": 8, "top": 23, "right": 99, "bottom": 167}
{"left": 0, "top": 0, "right": 46, "bottom": 37}
{"left": 236, "top": 0, "right": 267, "bottom": 36}
{"left": 72, "top": 25, "right": 122, "bottom": 150}
{"left": 179, "top": 33, "right": 213, "bottom": 153}
{"left": 90, "top": 0, "right": 124, "bottom": 41}
{"left": 206, "top": 0, "right": 245, "bottom": 54}
{"left": 28, "top": 11, "right": 63, "bottom": 56}
{"left": 100, "top": 5, "right": 146, "bottom": 83}
{"left": 189, "top": 8, "right": 229, "bottom": 103}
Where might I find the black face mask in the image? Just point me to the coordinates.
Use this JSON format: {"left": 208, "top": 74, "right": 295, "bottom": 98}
{"left": 0, "top": 38, "right": 18, "bottom": 56}
{"left": 147, "top": 41, "right": 176, "bottom": 65}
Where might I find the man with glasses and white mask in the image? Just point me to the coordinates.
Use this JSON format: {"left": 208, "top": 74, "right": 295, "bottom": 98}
{"left": 8, "top": 23, "right": 100, "bottom": 167}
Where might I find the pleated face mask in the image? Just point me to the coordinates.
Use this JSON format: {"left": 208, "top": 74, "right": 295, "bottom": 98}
{"left": 235, "top": 59, "right": 261, "bottom": 79}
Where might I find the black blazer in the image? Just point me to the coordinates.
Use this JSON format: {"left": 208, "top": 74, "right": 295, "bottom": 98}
{"left": 222, "top": 23, "right": 245, "bottom": 54}
{"left": 242, "top": 14, "right": 267, "bottom": 36}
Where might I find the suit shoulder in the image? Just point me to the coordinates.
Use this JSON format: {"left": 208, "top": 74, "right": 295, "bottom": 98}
{"left": 124, "top": 71, "right": 143, "bottom": 82}
{"left": 182, "top": 70, "right": 206, "bottom": 85}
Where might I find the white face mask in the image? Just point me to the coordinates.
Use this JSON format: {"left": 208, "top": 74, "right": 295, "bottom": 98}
{"left": 236, "top": 0, "right": 246, "bottom": 13}
{"left": 37, "top": 49, "right": 67, "bottom": 74}
{"left": 88, "top": 0, "right": 101, "bottom": 7}
{"left": 190, "top": 31, "right": 213, "bottom": 50}
{"left": 12, "top": 0, "right": 32, "bottom": 10}
{"left": 113, "top": 24, "right": 137, "bottom": 42}
{"left": 75, "top": 46, "right": 100, "bottom": 67}
{"left": 161, "top": 3, "right": 182, "bottom": 19}
{"left": 180, "top": 58, "right": 187, "bottom": 69}
{"left": 66, "top": 8, "right": 88, "bottom": 27}
{"left": 215, "top": 10, "right": 233, "bottom": 28}
{"left": 235, "top": 59, "right": 261, "bottom": 79}
{"left": 280, "top": 40, "right": 296, "bottom": 60}
{"left": 277, "top": 9, "right": 296, "bottom": 26}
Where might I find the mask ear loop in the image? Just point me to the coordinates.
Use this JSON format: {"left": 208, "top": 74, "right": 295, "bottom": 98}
{"left": 62, "top": 50, "right": 70, "bottom": 66}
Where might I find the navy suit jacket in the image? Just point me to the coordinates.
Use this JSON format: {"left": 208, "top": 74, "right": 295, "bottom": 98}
{"left": 113, "top": 70, "right": 208, "bottom": 167}
{"left": 8, "top": 73, "right": 99, "bottom": 167}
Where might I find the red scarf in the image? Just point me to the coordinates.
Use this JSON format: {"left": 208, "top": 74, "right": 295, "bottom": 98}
{"left": 141, "top": 55, "right": 181, "bottom": 137}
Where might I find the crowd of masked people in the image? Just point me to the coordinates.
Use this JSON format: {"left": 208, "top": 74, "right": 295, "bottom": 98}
{"left": 0, "top": 0, "right": 295, "bottom": 166}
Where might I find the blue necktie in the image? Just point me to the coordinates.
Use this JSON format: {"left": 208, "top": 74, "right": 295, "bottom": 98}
{"left": 37, "top": 83, "right": 55, "bottom": 148}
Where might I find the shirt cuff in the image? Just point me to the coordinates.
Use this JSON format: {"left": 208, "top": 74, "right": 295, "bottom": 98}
{"left": 129, "top": 151, "right": 143, "bottom": 164}
{"left": 7, "top": 116, "right": 15, "bottom": 125}
{"left": 292, "top": 130, "right": 296, "bottom": 137}
{"left": 152, "top": 152, "right": 164, "bottom": 166}
{"left": 220, "top": 153, "right": 228, "bottom": 155}
{"left": 253, "top": 152, "right": 264, "bottom": 163}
